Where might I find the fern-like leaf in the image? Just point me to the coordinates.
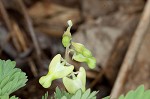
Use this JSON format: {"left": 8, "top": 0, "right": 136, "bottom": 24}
{"left": 51, "top": 87, "right": 98, "bottom": 99}
{"left": 42, "top": 92, "right": 48, "bottom": 99}
{"left": 102, "top": 96, "right": 110, "bottom": 99}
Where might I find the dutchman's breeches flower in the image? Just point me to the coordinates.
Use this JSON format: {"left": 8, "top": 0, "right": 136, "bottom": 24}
{"left": 63, "top": 67, "right": 86, "bottom": 94}
{"left": 39, "top": 54, "right": 74, "bottom": 88}
{"left": 38, "top": 20, "right": 98, "bottom": 98}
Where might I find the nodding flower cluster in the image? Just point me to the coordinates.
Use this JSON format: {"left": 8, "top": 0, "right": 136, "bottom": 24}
{"left": 39, "top": 20, "right": 96, "bottom": 94}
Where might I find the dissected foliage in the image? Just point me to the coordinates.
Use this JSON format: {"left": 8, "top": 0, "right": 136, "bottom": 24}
{"left": 48, "top": 87, "right": 98, "bottom": 99}
{"left": 42, "top": 92, "right": 49, "bottom": 99}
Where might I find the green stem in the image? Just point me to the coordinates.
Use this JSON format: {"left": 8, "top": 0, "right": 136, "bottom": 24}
{"left": 65, "top": 46, "right": 70, "bottom": 61}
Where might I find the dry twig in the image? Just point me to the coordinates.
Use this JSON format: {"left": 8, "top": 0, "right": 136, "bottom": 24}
{"left": 12, "top": 20, "right": 38, "bottom": 77}
{"left": 0, "top": 0, "right": 11, "bottom": 31}
{"left": 89, "top": 70, "right": 104, "bottom": 88}
{"left": 17, "top": 0, "right": 41, "bottom": 57}
{"left": 12, "top": 20, "right": 28, "bottom": 51}
{"left": 111, "top": 0, "right": 150, "bottom": 98}
{"left": 0, "top": 0, "right": 21, "bottom": 51}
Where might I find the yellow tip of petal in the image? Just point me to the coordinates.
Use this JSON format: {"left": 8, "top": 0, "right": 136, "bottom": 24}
{"left": 39, "top": 76, "right": 53, "bottom": 88}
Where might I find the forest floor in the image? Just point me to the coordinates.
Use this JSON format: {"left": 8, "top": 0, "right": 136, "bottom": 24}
{"left": 0, "top": 0, "right": 150, "bottom": 99}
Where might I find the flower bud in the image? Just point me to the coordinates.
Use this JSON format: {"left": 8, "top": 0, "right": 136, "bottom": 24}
{"left": 71, "top": 42, "right": 85, "bottom": 53}
{"left": 72, "top": 51, "right": 96, "bottom": 69}
{"left": 82, "top": 48, "right": 92, "bottom": 57}
{"left": 62, "top": 36, "right": 71, "bottom": 47}
{"left": 72, "top": 53, "right": 87, "bottom": 62}
{"left": 86, "top": 57, "right": 96, "bottom": 69}
{"left": 62, "top": 20, "right": 73, "bottom": 47}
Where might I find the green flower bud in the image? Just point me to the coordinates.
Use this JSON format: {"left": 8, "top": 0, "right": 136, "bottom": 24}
{"left": 86, "top": 57, "right": 96, "bottom": 69}
{"left": 62, "top": 20, "right": 73, "bottom": 47}
{"left": 72, "top": 53, "right": 96, "bottom": 69}
{"left": 82, "top": 48, "right": 92, "bottom": 57}
{"left": 72, "top": 53, "right": 87, "bottom": 62}
{"left": 39, "top": 54, "right": 74, "bottom": 88}
{"left": 62, "top": 36, "right": 71, "bottom": 47}
{"left": 63, "top": 67, "right": 86, "bottom": 94}
{"left": 72, "top": 42, "right": 85, "bottom": 53}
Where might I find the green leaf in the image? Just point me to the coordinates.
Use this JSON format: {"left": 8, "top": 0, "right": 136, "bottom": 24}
{"left": 52, "top": 88, "right": 98, "bottom": 99}
{"left": 133, "top": 85, "right": 144, "bottom": 99}
{"left": 42, "top": 92, "right": 48, "bottom": 99}
{"left": 102, "top": 96, "right": 110, "bottom": 99}
{"left": 0, "top": 76, "right": 10, "bottom": 89}
{"left": 142, "top": 90, "right": 150, "bottom": 99}
{"left": 117, "top": 85, "right": 150, "bottom": 99}
{"left": 53, "top": 87, "right": 72, "bottom": 99}
{"left": 91, "top": 96, "right": 96, "bottom": 99}
{"left": 64, "top": 91, "right": 72, "bottom": 99}
{"left": 61, "top": 96, "right": 67, "bottom": 99}
{"left": 1, "top": 80, "right": 13, "bottom": 95}
{"left": 0, "top": 94, "right": 9, "bottom": 99}
{"left": 81, "top": 89, "right": 91, "bottom": 99}
{"left": 124, "top": 90, "right": 134, "bottom": 99}
{"left": 87, "top": 91, "right": 98, "bottom": 99}
{"left": 71, "top": 90, "right": 82, "bottom": 99}
{"left": 118, "top": 95, "right": 124, "bottom": 99}
{"left": 55, "top": 87, "right": 62, "bottom": 98}
{"left": 0, "top": 59, "right": 28, "bottom": 96}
